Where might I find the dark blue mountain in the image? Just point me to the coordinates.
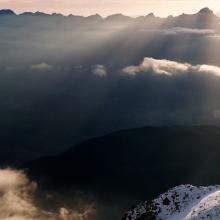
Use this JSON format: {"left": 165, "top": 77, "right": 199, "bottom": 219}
{"left": 0, "top": 9, "right": 15, "bottom": 16}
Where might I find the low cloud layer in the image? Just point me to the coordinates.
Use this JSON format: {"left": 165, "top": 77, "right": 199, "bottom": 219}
{"left": 140, "top": 27, "right": 215, "bottom": 36}
{"left": 30, "top": 62, "right": 53, "bottom": 70}
{"left": 92, "top": 65, "right": 108, "bottom": 77}
{"left": 162, "top": 27, "right": 215, "bottom": 36}
{"left": 122, "top": 57, "right": 220, "bottom": 76}
{"left": 0, "top": 168, "right": 94, "bottom": 220}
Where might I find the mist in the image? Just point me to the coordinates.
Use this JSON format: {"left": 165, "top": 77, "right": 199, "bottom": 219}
{"left": 1, "top": 7, "right": 220, "bottom": 220}
{"left": 1, "top": 11, "right": 220, "bottom": 164}
{"left": 0, "top": 168, "right": 131, "bottom": 220}
{"left": 0, "top": 168, "right": 95, "bottom": 220}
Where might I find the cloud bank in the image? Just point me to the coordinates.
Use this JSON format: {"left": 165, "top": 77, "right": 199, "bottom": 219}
{"left": 140, "top": 27, "right": 215, "bottom": 36}
{"left": 0, "top": 168, "right": 94, "bottom": 220}
{"left": 162, "top": 27, "right": 215, "bottom": 36}
{"left": 122, "top": 57, "right": 220, "bottom": 77}
{"left": 92, "top": 65, "right": 108, "bottom": 77}
{"left": 30, "top": 62, "right": 53, "bottom": 70}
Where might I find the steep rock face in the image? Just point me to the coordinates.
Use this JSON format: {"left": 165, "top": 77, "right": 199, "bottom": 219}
{"left": 122, "top": 185, "right": 220, "bottom": 220}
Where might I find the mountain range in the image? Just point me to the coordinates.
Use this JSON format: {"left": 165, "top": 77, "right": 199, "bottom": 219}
{"left": 0, "top": 8, "right": 219, "bottom": 32}
{"left": 0, "top": 8, "right": 218, "bottom": 24}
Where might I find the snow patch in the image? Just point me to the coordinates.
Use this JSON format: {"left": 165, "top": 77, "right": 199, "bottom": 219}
{"left": 123, "top": 185, "right": 220, "bottom": 220}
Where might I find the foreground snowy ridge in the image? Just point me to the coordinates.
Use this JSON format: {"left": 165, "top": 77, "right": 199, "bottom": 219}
{"left": 122, "top": 185, "right": 220, "bottom": 220}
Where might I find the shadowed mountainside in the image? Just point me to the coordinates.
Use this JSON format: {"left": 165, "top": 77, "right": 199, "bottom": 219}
{"left": 24, "top": 126, "right": 220, "bottom": 199}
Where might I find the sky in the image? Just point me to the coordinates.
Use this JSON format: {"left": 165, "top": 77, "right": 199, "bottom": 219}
{"left": 1, "top": 0, "right": 220, "bottom": 17}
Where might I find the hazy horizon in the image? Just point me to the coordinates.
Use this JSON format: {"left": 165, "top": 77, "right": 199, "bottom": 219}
{"left": 1, "top": 0, "right": 220, "bottom": 17}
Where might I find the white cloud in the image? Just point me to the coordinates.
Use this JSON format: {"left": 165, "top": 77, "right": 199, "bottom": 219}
{"left": 0, "top": 168, "right": 94, "bottom": 220}
{"left": 92, "top": 64, "right": 107, "bottom": 77}
{"left": 162, "top": 27, "right": 215, "bottom": 36}
{"left": 139, "top": 27, "right": 215, "bottom": 36}
{"left": 30, "top": 62, "right": 53, "bottom": 70}
{"left": 207, "top": 35, "right": 220, "bottom": 40}
{"left": 122, "top": 57, "right": 191, "bottom": 76}
{"left": 197, "top": 65, "right": 220, "bottom": 76}
{"left": 122, "top": 57, "right": 220, "bottom": 77}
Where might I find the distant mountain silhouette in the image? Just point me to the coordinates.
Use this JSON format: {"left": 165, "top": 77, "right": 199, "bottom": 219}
{"left": 20, "top": 11, "right": 50, "bottom": 16}
{"left": 51, "top": 13, "right": 63, "bottom": 17}
{"left": 146, "top": 12, "right": 155, "bottom": 17}
{"left": 67, "top": 14, "right": 84, "bottom": 20}
{"left": 0, "top": 9, "right": 15, "bottom": 16}
{"left": 172, "top": 7, "right": 217, "bottom": 28}
{"left": 85, "top": 13, "right": 103, "bottom": 22}
{"left": 0, "top": 7, "right": 218, "bottom": 27}
{"left": 24, "top": 126, "right": 220, "bottom": 198}
{"left": 105, "top": 13, "right": 133, "bottom": 22}
{"left": 20, "top": 12, "right": 34, "bottom": 16}
{"left": 199, "top": 7, "right": 214, "bottom": 15}
{"left": 197, "top": 7, "right": 216, "bottom": 22}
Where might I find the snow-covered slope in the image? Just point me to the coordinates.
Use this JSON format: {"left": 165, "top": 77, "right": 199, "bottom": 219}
{"left": 122, "top": 185, "right": 220, "bottom": 220}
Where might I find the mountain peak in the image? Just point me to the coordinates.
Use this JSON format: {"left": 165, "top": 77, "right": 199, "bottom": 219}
{"left": 86, "top": 13, "right": 102, "bottom": 20}
{"left": 146, "top": 12, "right": 155, "bottom": 17}
{"left": 123, "top": 185, "right": 220, "bottom": 220}
{"left": 198, "top": 7, "right": 214, "bottom": 15}
{"left": 34, "top": 11, "right": 50, "bottom": 16}
{"left": 0, "top": 9, "right": 15, "bottom": 16}
{"left": 51, "top": 13, "right": 63, "bottom": 17}
{"left": 105, "top": 13, "right": 132, "bottom": 22}
{"left": 20, "top": 11, "right": 50, "bottom": 16}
